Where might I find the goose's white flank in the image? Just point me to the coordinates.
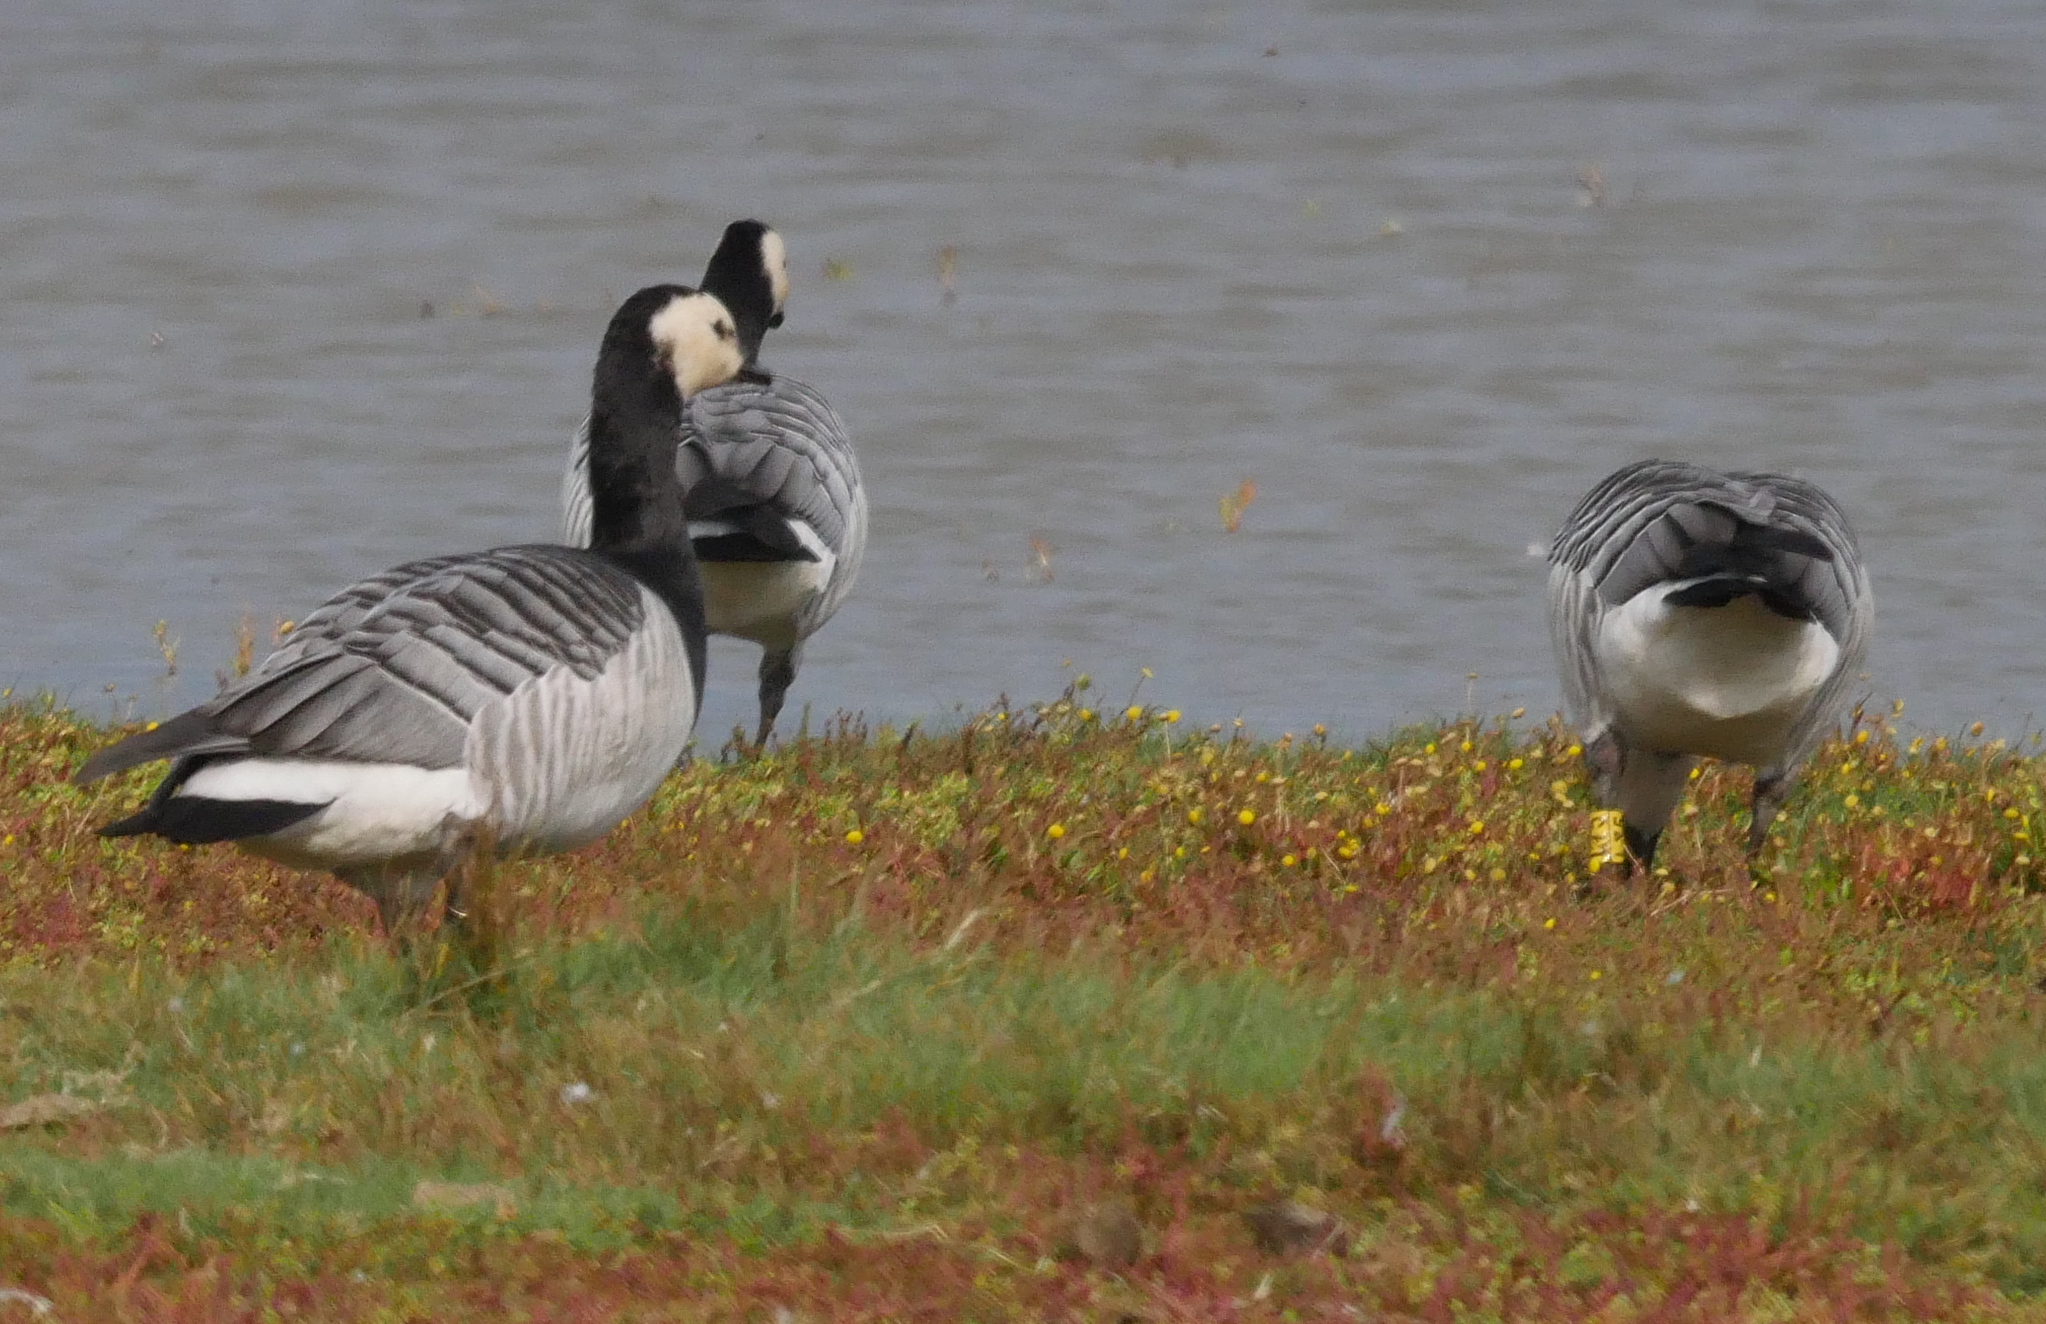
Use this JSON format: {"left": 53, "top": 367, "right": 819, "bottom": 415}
{"left": 561, "top": 220, "right": 866, "bottom": 744}
{"left": 1547, "top": 459, "right": 1872, "bottom": 870}
{"left": 76, "top": 285, "right": 747, "bottom": 934}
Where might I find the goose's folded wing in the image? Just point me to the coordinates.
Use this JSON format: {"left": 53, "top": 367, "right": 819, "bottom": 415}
{"left": 258, "top": 552, "right": 478, "bottom": 674}
{"left": 1545, "top": 563, "right": 1606, "bottom": 733}
{"left": 1550, "top": 463, "right": 1772, "bottom": 601}
{"left": 560, "top": 375, "right": 862, "bottom": 557}
{"left": 680, "top": 376, "right": 860, "bottom": 554}
{"left": 77, "top": 546, "right": 646, "bottom": 783}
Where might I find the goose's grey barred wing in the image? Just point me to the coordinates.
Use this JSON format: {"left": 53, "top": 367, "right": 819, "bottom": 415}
{"left": 258, "top": 552, "right": 479, "bottom": 675}
{"left": 1549, "top": 461, "right": 1777, "bottom": 586}
{"left": 1550, "top": 461, "right": 1866, "bottom": 638}
{"left": 559, "top": 375, "right": 863, "bottom": 558}
{"left": 1546, "top": 461, "right": 1732, "bottom": 732}
{"left": 680, "top": 376, "right": 861, "bottom": 556}
{"left": 688, "top": 376, "right": 867, "bottom": 646}
{"left": 78, "top": 546, "right": 646, "bottom": 782}
{"left": 1544, "top": 559, "right": 1607, "bottom": 735}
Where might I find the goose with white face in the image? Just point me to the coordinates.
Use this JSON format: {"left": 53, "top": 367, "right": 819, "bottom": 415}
{"left": 650, "top": 290, "right": 745, "bottom": 397}
{"left": 76, "top": 284, "right": 744, "bottom": 939}
{"left": 560, "top": 220, "right": 869, "bottom": 746}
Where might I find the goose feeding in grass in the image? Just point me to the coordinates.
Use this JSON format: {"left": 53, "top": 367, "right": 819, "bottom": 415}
{"left": 74, "top": 284, "right": 748, "bottom": 935}
{"left": 561, "top": 219, "right": 867, "bottom": 745}
{"left": 1546, "top": 459, "right": 1872, "bottom": 871}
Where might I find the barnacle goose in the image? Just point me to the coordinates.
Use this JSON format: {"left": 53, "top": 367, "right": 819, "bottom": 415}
{"left": 1547, "top": 459, "right": 1873, "bottom": 870}
{"left": 561, "top": 220, "right": 867, "bottom": 744}
{"left": 75, "top": 285, "right": 748, "bottom": 934}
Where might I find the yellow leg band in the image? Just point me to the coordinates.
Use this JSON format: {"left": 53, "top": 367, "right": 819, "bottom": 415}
{"left": 1588, "top": 809, "right": 1627, "bottom": 873}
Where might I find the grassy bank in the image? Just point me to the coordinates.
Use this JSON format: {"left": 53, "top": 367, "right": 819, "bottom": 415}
{"left": 2, "top": 689, "right": 2046, "bottom": 1318}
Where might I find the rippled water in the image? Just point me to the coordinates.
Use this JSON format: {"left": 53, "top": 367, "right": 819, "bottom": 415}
{"left": 4, "top": 0, "right": 2045, "bottom": 740}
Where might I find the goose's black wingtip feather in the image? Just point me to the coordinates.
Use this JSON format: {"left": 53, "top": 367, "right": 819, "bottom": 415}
{"left": 101, "top": 795, "right": 325, "bottom": 844}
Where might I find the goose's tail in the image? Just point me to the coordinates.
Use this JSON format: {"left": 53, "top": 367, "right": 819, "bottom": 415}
{"left": 1660, "top": 513, "right": 1836, "bottom": 620}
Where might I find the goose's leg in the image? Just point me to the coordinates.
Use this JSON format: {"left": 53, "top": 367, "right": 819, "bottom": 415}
{"left": 1622, "top": 752, "right": 1697, "bottom": 874}
{"left": 436, "top": 818, "right": 501, "bottom": 944}
{"left": 1582, "top": 732, "right": 1623, "bottom": 807}
{"left": 1749, "top": 768, "right": 1793, "bottom": 856}
{"left": 1623, "top": 822, "right": 1663, "bottom": 872}
{"left": 1588, "top": 735, "right": 1696, "bottom": 877}
{"left": 755, "top": 643, "right": 803, "bottom": 747}
{"left": 338, "top": 862, "right": 450, "bottom": 947}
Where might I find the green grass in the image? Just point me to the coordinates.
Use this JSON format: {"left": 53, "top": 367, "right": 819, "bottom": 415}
{"left": 2, "top": 689, "right": 2046, "bottom": 1317}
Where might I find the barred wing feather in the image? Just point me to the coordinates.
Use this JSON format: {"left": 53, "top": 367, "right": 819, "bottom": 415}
{"left": 681, "top": 376, "right": 861, "bottom": 556}
{"left": 260, "top": 552, "right": 476, "bottom": 675}
{"left": 78, "top": 546, "right": 648, "bottom": 783}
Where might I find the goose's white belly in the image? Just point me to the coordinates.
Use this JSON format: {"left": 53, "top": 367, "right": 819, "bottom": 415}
{"left": 1596, "top": 586, "right": 1838, "bottom": 765}
{"left": 700, "top": 560, "right": 830, "bottom": 643}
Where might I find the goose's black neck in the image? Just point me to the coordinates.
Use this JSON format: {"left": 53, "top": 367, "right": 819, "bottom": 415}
{"left": 700, "top": 219, "right": 778, "bottom": 366}
{"left": 586, "top": 286, "right": 694, "bottom": 557}
{"left": 583, "top": 286, "right": 708, "bottom": 681}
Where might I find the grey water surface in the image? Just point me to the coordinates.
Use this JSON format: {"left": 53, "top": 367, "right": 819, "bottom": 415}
{"left": 4, "top": 0, "right": 2045, "bottom": 742}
